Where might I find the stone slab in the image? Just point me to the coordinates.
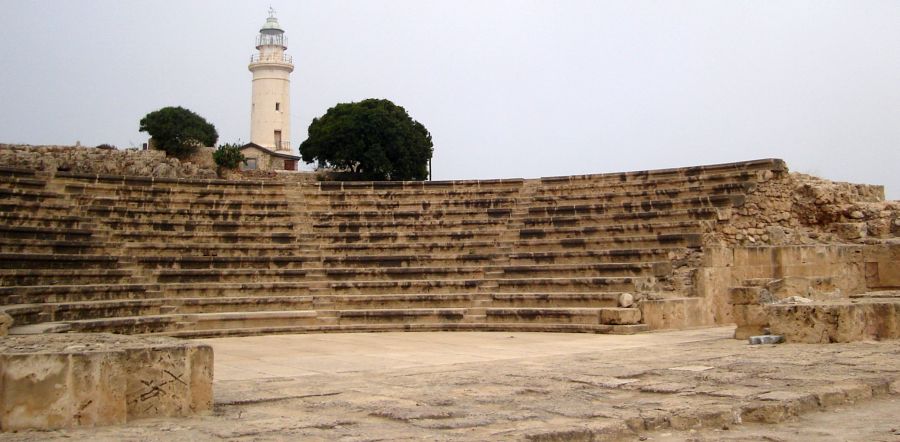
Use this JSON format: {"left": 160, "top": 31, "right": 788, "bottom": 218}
{"left": 0, "top": 334, "right": 212, "bottom": 431}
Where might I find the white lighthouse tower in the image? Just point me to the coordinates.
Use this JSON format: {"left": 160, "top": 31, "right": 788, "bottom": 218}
{"left": 249, "top": 7, "right": 294, "bottom": 153}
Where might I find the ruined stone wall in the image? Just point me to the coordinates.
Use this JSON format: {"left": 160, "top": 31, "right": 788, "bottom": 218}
{"left": 719, "top": 170, "right": 899, "bottom": 246}
{"left": 0, "top": 144, "right": 217, "bottom": 179}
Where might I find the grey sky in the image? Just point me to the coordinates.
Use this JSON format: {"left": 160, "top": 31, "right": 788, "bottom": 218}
{"left": 1, "top": 1, "right": 898, "bottom": 198}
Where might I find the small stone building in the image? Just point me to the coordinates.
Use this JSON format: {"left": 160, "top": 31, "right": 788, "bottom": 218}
{"left": 240, "top": 143, "right": 300, "bottom": 171}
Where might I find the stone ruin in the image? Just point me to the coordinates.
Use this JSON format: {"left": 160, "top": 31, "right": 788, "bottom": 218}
{"left": 0, "top": 143, "right": 897, "bottom": 430}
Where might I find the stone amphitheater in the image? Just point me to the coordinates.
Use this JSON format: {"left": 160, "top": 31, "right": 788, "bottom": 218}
{"left": 1, "top": 144, "right": 898, "bottom": 439}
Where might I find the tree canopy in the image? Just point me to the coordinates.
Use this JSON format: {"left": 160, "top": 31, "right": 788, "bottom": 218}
{"left": 299, "top": 98, "right": 433, "bottom": 181}
{"left": 139, "top": 106, "right": 218, "bottom": 157}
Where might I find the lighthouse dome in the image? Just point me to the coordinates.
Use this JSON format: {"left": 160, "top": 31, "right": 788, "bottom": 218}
{"left": 261, "top": 7, "right": 283, "bottom": 32}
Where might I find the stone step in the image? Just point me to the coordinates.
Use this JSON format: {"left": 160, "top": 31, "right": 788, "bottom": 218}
{"left": 62, "top": 182, "right": 289, "bottom": 200}
{"left": 485, "top": 307, "right": 642, "bottom": 325}
{"left": 306, "top": 195, "right": 742, "bottom": 223}
{"left": 520, "top": 208, "right": 720, "bottom": 227}
{"left": 0, "top": 201, "right": 80, "bottom": 217}
{"left": 300, "top": 187, "right": 522, "bottom": 202}
{"left": 112, "top": 231, "right": 298, "bottom": 245}
{"left": 310, "top": 207, "right": 517, "bottom": 222}
{"left": 98, "top": 219, "right": 295, "bottom": 234}
{"left": 0, "top": 253, "right": 119, "bottom": 269}
{"left": 0, "top": 269, "right": 136, "bottom": 286}
{"left": 0, "top": 213, "right": 96, "bottom": 230}
{"left": 507, "top": 248, "right": 675, "bottom": 265}
{"left": 317, "top": 230, "right": 503, "bottom": 244}
{"left": 333, "top": 308, "right": 467, "bottom": 325}
{"left": 122, "top": 242, "right": 307, "bottom": 257}
{"left": 8, "top": 322, "right": 73, "bottom": 335}
{"left": 56, "top": 172, "right": 287, "bottom": 190}
{"left": 525, "top": 194, "right": 744, "bottom": 217}
{"left": 138, "top": 255, "right": 319, "bottom": 269}
{"left": 1, "top": 298, "right": 166, "bottom": 325}
{"left": 325, "top": 293, "right": 477, "bottom": 309}
{"left": 513, "top": 223, "right": 702, "bottom": 241}
{"left": 0, "top": 284, "right": 157, "bottom": 304}
{"left": 308, "top": 208, "right": 717, "bottom": 234}
{"left": 153, "top": 268, "right": 310, "bottom": 283}
{"left": 308, "top": 178, "right": 525, "bottom": 192}
{"left": 0, "top": 239, "right": 104, "bottom": 255}
{"left": 148, "top": 322, "right": 649, "bottom": 339}
{"left": 0, "top": 187, "right": 66, "bottom": 203}
{"left": 0, "top": 166, "right": 38, "bottom": 178}
{"left": 73, "top": 194, "right": 289, "bottom": 209}
{"left": 494, "top": 276, "right": 643, "bottom": 292}
{"left": 532, "top": 173, "right": 756, "bottom": 197}
{"left": 144, "top": 261, "right": 668, "bottom": 282}
{"left": 186, "top": 310, "right": 320, "bottom": 331}
{"left": 304, "top": 197, "right": 518, "bottom": 211}
{"left": 156, "top": 281, "right": 318, "bottom": 298}
{"left": 0, "top": 225, "right": 94, "bottom": 241}
{"left": 83, "top": 206, "right": 292, "bottom": 222}
{"left": 536, "top": 159, "right": 784, "bottom": 187}
{"left": 171, "top": 296, "right": 316, "bottom": 313}
{"left": 59, "top": 314, "right": 185, "bottom": 334}
{"left": 316, "top": 233, "right": 702, "bottom": 256}
{"left": 527, "top": 181, "right": 753, "bottom": 202}
{"left": 312, "top": 218, "right": 507, "bottom": 233}
{"left": 0, "top": 176, "right": 48, "bottom": 190}
{"left": 489, "top": 292, "right": 622, "bottom": 308}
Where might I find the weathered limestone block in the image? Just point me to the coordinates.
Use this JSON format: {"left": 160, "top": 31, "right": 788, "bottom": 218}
{"left": 0, "top": 313, "right": 12, "bottom": 337}
{"left": 599, "top": 308, "right": 641, "bottom": 325}
{"left": 765, "top": 301, "right": 900, "bottom": 343}
{"left": 865, "top": 243, "right": 900, "bottom": 289}
{"left": 0, "top": 334, "right": 212, "bottom": 431}
{"left": 833, "top": 222, "right": 867, "bottom": 240}
{"left": 639, "top": 298, "right": 710, "bottom": 330}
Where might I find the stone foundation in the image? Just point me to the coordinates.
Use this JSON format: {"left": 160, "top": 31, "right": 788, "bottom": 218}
{"left": 0, "top": 334, "right": 212, "bottom": 431}
{"left": 766, "top": 298, "right": 900, "bottom": 343}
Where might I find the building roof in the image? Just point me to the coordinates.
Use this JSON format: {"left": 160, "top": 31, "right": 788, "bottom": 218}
{"left": 240, "top": 143, "right": 301, "bottom": 160}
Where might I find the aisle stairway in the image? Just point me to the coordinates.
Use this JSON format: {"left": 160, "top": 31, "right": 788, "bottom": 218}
{"left": 0, "top": 159, "right": 786, "bottom": 338}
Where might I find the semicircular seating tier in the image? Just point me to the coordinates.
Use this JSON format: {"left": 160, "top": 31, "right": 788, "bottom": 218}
{"left": 0, "top": 159, "right": 786, "bottom": 338}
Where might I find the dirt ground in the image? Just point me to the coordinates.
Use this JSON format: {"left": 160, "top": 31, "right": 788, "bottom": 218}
{"left": 1, "top": 327, "right": 898, "bottom": 441}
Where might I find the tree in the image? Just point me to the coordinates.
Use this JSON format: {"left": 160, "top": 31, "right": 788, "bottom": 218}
{"left": 139, "top": 106, "right": 218, "bottom": 157}
{"left": 213, "top": 143, "right": 246, "bottom": 170}
{"left": 299, "top": 98, "right": 433, "bottom": 181}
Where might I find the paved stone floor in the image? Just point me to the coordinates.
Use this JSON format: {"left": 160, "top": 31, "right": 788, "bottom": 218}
{"left": 3, "top": 327, "right": 899, "bottom": 441}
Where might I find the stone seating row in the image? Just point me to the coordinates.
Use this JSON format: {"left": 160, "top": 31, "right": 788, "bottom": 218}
{"left": 298, "top": 180, "right": 753, "bottom": 207}
{"left": 3, "top": 292, "right": 629, "bottom": 322}
{"left": 0, "top": 159, "right": 784, "bottom": 336}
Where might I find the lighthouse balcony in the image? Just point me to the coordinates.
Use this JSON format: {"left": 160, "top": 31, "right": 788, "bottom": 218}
{"left": 250, "top": 54, "right": 293, "bottom": 65}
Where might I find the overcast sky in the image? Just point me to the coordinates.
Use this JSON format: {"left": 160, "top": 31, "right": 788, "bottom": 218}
{"left": 1, "top": 1, "right": 898, "bottom": 198}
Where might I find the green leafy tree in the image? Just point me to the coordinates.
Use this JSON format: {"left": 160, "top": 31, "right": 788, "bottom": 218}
{"left": 139, "top": 106, "right": 218, "bottom": 157}
{"left": 299, "top": 98, "right": 433, "bottom": 181}
{"left": 213, "top": 143, "right": 246, "bottom": 170}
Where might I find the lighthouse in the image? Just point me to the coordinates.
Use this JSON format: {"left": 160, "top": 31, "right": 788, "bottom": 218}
{"left": 249, "top": 7, "right": 294, "bottom": 153}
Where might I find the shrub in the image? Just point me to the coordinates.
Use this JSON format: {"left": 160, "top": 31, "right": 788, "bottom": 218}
{"left": 213, "top": 143, "right": 246, "bottom": 170}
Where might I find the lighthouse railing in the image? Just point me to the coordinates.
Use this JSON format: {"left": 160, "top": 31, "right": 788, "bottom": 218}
{"left": 250, "top": 54, "right": 293, "bottom": 64}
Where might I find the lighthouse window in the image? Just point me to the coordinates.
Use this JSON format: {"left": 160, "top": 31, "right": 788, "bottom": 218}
{"left": 275, "top": 102, "right": 281, "bottom": 111}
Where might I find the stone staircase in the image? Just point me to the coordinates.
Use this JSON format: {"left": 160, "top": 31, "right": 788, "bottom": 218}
{"left": 0, "top": 159, "right": 786, "bottom": 338}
